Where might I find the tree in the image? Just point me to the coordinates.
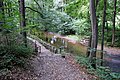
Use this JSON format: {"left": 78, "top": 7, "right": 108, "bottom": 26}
{"left": 19, "top": 0, "right": 27, "bottom": 47}
{"left": 95, "top": 0, "right": 99, "bottom": 7}
{"left": 89, "top": 0, "right": 98, "bottom": 68}
{"left": 87, "top": 0, "right": 99, "bottom": 57}
{"left": 101, "top": 0, "right": 107, "bottom": 65}
{"left": 111, "top": 0, "right": 117, "bottom": 47}
{"left": 0, "top": 0, "right": 4, "bottom": 31}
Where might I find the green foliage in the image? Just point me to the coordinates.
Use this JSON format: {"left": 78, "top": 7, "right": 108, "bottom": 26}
{"left": 71, "top": 19, "right": 90, "bottom": 35}
{"left": 65, "top": 0, "right": 89, "bottom": 18}
{"left": 0, "top": 32, "right": 33, "bottom": 70}
{"left": 0, "top": 45, "right": 33, "bottom": 69}
{"left": 76, "top": 56, "right": 93, "bottom": 69}
{"left": 76, "top": 56, "right": 120, "bottom": 80}
{"left": 3, "top": 0, "right": 19, "bottom": 30}
{"left": 0, "top": 44, "right": 33, "bottom": 69}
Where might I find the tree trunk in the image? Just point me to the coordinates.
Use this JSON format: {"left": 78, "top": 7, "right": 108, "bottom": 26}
{"left": 87, "top": 0, "right": 99, "bottom": 58}
{"left": 111, "top": 0, "right": 117, "bottom": 47}
{"left": 96, "top": 0, "right": 99, "bottom": 8}
{"left": 86, "top": 9, "right": 91, "bottom": 57}
{"left": 86, "top": 35, "right": 92, "bottom": 57}
{"left": 106, "top": 22, "right": 108, "bottom": 43}
{"left": 101, "top": 0, "right": 107, "bottom": 66}
{"left": 0, "top": 0, "right": 4, "bottom": 31}
{"left": 89, "top": 0, "right": 98, "bottom": 69}
{"left": 19, "top": 0, "right": 27, "bottom": 47}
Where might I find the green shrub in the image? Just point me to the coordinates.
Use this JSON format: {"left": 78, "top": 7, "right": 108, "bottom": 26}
{"left": 76, "top": 56, "right": 120, "bottom": 80}
{"left": 11, "top": 45, "right": 33, "bottom": 58}
{"left": 0, "top": 44, "right": 33, "bottom": 69}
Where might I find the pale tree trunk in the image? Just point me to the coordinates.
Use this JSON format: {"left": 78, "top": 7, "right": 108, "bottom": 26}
{"left": 101, "top": 0, "right": 107, "bottom": 66}
{"left": 89, "top": 0, "right": 98, "bottom": 68}
{"left": 111, "top": 0, "right": 117, "bottom": 47}
{"left": 87, "top": 0, "right": 99, "bottom": 57}
{"left": 19, "top": 0, "right": 27, "bottom": 47}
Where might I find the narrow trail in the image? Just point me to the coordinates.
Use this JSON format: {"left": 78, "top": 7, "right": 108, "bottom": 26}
{"left": 27, "top": 37, "right": 94, "bottom": 80}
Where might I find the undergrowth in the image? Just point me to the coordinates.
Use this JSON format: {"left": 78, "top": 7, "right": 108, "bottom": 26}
{"left": 76, "top": 56, "right": 120, "bottom": 80}
{"left": 0, "top": 33, "right": 34, "bottom": 77}
{"left": 0, "top": 44, "right": 33, "bottom": 69}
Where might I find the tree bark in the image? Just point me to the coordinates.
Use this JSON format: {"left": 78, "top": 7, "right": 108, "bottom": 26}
{"left": 96, "top": 0, "right": 99, "bottom": 8}
{"left": 89, "top": 0, "right": 98, "bottom": 69}
{"left": 86, "top": 9, "right": 91, "bottom": 57}
{"left": 101, "top": 0, "right": 107, "bottom": 66}
{"left": 106, "top": 22, "right": 108, "bottom": 43}
{"left": 111, "top": 0, "right": 117, "bottom": 47}
{"left": 86, "top": 35, "right": 92, "bottom": 57}
{"left": 0, "top": 0, "right": 4, "bottom": 31}
{"left": 19, "top": 0, "right": 27, "bottom": 47}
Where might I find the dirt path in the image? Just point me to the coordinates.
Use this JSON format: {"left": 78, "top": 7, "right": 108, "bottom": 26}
{"left": 28, "top": 37, "right": 94, "bottom": 80}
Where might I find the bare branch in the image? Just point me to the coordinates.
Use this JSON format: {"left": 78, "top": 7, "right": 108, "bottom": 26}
{"left": 25, "top": 7, "right": 43, "bottom": 18}
{"left": 33, "top": 0, "right": 42, "bottom": 10}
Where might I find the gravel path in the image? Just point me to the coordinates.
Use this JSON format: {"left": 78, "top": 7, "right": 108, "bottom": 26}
{"left": 28, "top": 37, "right": 92, "bottom": 80}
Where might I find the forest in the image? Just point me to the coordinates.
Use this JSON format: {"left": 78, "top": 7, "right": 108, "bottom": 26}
{"left": 0, "top": 0, "right": 120, "bottom": 80}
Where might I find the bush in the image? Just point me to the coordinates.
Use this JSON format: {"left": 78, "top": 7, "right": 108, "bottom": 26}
{"left": 0, "top": 44, "right": 33, "bottom": 69}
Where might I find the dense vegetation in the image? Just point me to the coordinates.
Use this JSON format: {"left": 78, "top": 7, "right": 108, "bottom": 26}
{"left": 0, "top": 0, "right": 120, "bottom": 79}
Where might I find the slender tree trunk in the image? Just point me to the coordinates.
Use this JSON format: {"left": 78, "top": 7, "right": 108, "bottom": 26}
{"left": 86, "top": 35, "right": 92, "bottom": 57}
{"left": 96, "top": 0, "right": 99, "bottom": 8}
{"left": 87, "top": 0, "right": 99, "bottom": 57}
{"left": 86, "top": 8, "right": 91, "bottom": 57}
{"left": 111, "top": 0, "right": 117, "bottom": 47}
{"left": 101, "top": 0, "right": 107, "bottom": 66}
{"left": 0, "top": 0, "right": 3, "bottom": 12}
{"left": 0, "top": 0, "right": 4, "bottom": 30}
{"left": 19, "top": 0, "right": 27, "bottom": 47}
{"left": 106, "top": 22, "right": 108, "bottom": 43}
{"left": 89, "top": 0, "right": 98, "bottom": 69}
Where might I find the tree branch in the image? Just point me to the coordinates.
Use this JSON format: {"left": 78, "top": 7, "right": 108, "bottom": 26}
{"left": 33, "top": 0, "right": 42, "bottom": 10}
{"left": 25, "top": 7, "right": 43, "bottom": 18}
